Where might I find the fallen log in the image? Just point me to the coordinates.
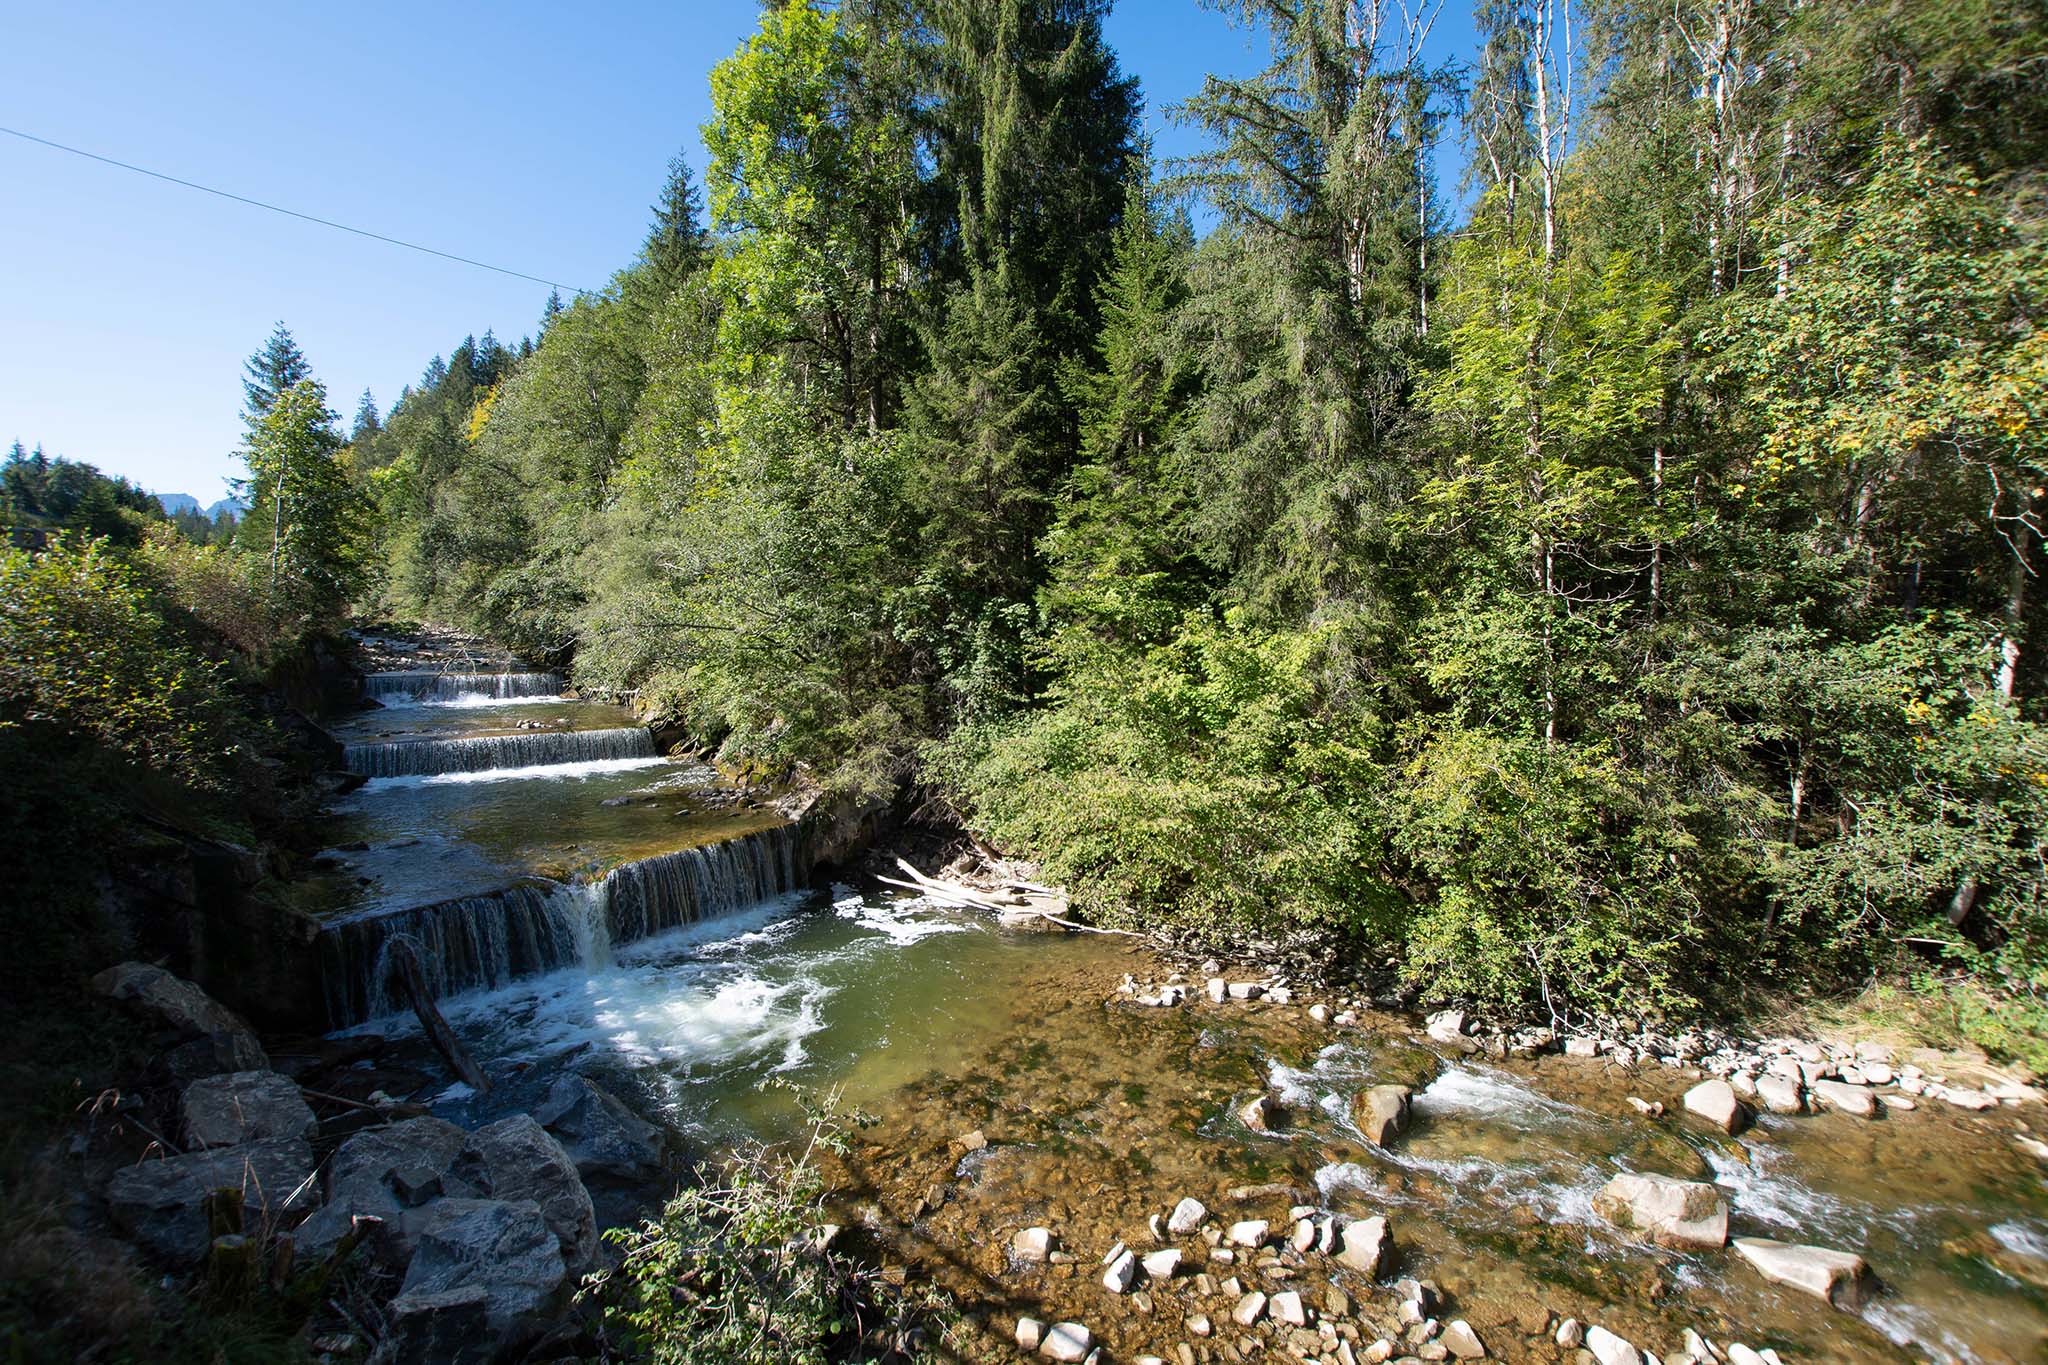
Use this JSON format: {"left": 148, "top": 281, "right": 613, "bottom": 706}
{"left": 387, "top": 938, "right": 490, "bottom": 1095}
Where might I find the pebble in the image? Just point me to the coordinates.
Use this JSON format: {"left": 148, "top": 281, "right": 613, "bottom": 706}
{"left": 1187, "top": 1313, "right": 1213, "bottom": 1337}
{"left": 1102, "top": 1249, "right": 1138, "bottom": 1293}
{"left": 1041, "top": 1322, "right": 1093, "bottom": 1362}
{"left": 1228, "top": 982, "right": 1265, "bottom": 1001}
{"left": 1143, "top": 1248, "right": 1183, "bottom": 1279}
{"left": 1168, "top": 1196, "right": 1208, "bottom": 1235}
{"left": 1233, "top": 1291, "right": 1269, "bottom": 1326}
{"left": 1555, "top": 1318, "right": 1584, "bottom": 1348}
{"left": 1017, "top": 1317, "right": 1045, "bottom": 1351}
{"left": 1227, "top": 1218, "right": 1269, "bottom": 1247}
{"left": 1585, "top": 1324, "right": 1644, "bottom": 1365}
{"left": 1310, "top": 1003, "right": 1332, "bottom": 1023}
{"left": 1013, "top": 1227, "right": 1054, "bottom": 1263}
{"left": 1443, "top": 1319, "right": 1486, "bottom": 1358}
{"left": 1271, "top": 1290, "right": 1307, "bottom": 1325}
{"left": 1337, "top": 1216, "right": 1391, "bottom": 1274}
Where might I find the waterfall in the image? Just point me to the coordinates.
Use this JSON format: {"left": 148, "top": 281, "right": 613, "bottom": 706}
{"left": 318, "top": 824, "right": 806, "bottom": 1027}
{"left": 365, "top": 670, "right": 563, "bottom": 704}
{"left": 344, "top": 727, "right": 656, "bottom": 778}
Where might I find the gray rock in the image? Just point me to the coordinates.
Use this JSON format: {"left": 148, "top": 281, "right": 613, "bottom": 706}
{"left": 532, "top": 1074, "right": 666, "bottom": 1183}
{"left": 1593, "top": 1173, "right": 1728, "bottom": 1249}
{"left": 1810, "top": 1079, "right": 1878, "bottom": 1118}
{"left": 389, "top": 1199, "right": 565, "bottom": 1349}
{"left": 1682, "top": 1079, "right": 1752, "bottom": 1136}
{"left": 1355, "top": 1084, "right": 1413, "bottom": 1146}
{"left": 369, "top": 1286, "right": 493, "bottom": 1365}
{"left": 1731, "top": 1236, "right": 1877, "bottom": 1310}
{"left": 1014, "top": 1226, "right": 1055, "bottom": 1263}
{"left": 105, "top": 1138, "right": 315, "bottom": 1265}
{"left": 180, "top": 1071, "right": 317, "bottom": 1148}
{"left": 296, "top": 1116, "right": 474, "bottom": 1266}
{"left": 457, "top": 1114, "right": 598, "bottom": 1270}
{"left": 1565, "top": 1037, "right": 1600, "bottom": 1057}
{"left": 92, "top": 962, "right": 268, "bottom": 1081}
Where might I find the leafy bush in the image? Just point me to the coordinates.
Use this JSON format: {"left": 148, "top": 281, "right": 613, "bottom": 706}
{"left": 592, "top": 1085, "right": 944, "bottom": 1365}
{"left": 0, "top": 537, "right": 241, "bottom": 790}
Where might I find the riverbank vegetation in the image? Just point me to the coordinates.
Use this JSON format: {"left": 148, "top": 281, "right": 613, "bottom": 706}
{"left": 334, "top": 0, "right": 2048, "bottom": 1058}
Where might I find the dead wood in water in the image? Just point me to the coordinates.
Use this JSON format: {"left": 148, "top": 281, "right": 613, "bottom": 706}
{"left": 884, "top": 859, "right": 1144, "bottom": 937}
{"left": 387, "top": 938, "right": 491, "bottom": 1095}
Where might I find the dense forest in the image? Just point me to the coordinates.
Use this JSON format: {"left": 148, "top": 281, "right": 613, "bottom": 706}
{"left": 14, "top": 0, "right": 2048, "bottom": 1059}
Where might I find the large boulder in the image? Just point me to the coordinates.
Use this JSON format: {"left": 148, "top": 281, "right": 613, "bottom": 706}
{"left": 1810, "top": 1079, "right": 1878, "bottom": 1118}
{"left": 456, "top": 1114, "right": 598, "bottom": 1270}
{"left": 385, "top": 1200, "right": 565, "bottom": 1356}
{"left": 105, "top": 1138, "right": 315, "bottom": 1265}
{"left": 1353, "top": 1085, "right": 1413, "bottom": 1146}
{"left": 93, "top": 962, "right": 268, "bottom": 1082}
{"left": 295, "top": 1116, "right": 476, "bottom": 1267}
{"left": 1732, "top": 1236, "right": 1878, "bottom": 1309}
{"left": 180, "top": 1071, "right": 317, "bottom": 1148}
{"left": 532, "top": 1074, "right": 666, "bottom": 1184}
{"left": 1682, "top": 1079, "right": 1752, "bottom": 1136}
{"left": 1593, "top": 1173, "right": 1728, "bottom": 1249}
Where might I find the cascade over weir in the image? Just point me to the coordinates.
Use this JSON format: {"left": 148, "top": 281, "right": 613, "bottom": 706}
{"left": 315, "top": 665, "right": 806, "bottom": 1028}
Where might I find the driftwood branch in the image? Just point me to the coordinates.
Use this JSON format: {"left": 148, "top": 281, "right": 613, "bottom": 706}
{"left": 883, "top": 860, "right": 1145, "bottom": 938}
{"left": 387, "top": 939, "right": 490, "bottom": 1095}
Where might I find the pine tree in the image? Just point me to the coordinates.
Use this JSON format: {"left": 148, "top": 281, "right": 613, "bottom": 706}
{"left": 242, "top": 322, "right": 312, "bottom": 432}
{"left": 645, "top": 153, "right": 710, "bottom": 292}
{"left": 540, "top": 290, "right": 564, "bottom": 337}
{"left": 351, "top": 389, "right": 382, "bottom": 443}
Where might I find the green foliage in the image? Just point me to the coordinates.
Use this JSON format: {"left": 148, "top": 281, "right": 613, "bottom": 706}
{"left": 2, "top": 441, "right": 162, "bottom": 545}
{"left": 594, "top": 1084, "right": 942, "bottom": 1365}
{"left": 238, "top": 378, "right": 367, "bottom": 628}
{"left": 0, "top": 536, "right": 240, "bottom": 790}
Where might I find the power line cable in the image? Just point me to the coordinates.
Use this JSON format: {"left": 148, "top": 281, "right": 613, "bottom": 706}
{"left": 0, "top": 124, "right": 593, "bottom": 295}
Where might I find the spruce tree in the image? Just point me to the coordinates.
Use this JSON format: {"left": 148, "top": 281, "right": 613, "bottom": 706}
{"left": 644, "top": 153, "right": 710, "bottom": 292}
{"left": 242, "top": 322, "right": 313, "bottom": 431}
{"left": 351, "top": 389, "right": 382, "bottom": 443}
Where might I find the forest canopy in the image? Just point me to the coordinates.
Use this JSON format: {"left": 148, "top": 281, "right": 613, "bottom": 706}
{"left": 316, "top": 0, "right": 2048, "bottom": 1053}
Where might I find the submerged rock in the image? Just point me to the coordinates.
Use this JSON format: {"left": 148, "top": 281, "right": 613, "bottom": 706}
{"left": 1354, "top": 1084, "right": 1413, "bottom": 1146}
{"left": 1731, "top": 1236, "right": 1877, "bottom": 1309}
{"left": 1013, "top": 1226, "right": 1055, "bottom": 1263}
{"left": 180, "top": 1070, "right": 317, "bottom": 1148}
{"left": 1040, "top": 1321, "right": 1092, "bottom": 1361}
{"left": 105, "top": 1138, "right": 315, "bottom": 1265}
{"left": 1593, "top": 1173, "right": 1729, "bottom": 1249}
{"left": 1443, "top": 1319, "right": 1487, "bottom": 1359}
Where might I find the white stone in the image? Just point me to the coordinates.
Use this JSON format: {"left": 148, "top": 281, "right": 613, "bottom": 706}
{"left": 1040, "top": 1321, "right": 1092, "bottom": 1362}
{"left": 1185, "top": 1313, "right": 1212, "bottom": 1337}
{"left": 1102, "top": 1239, "right": 1127, "bottom": 1266}
{"left": 1206, "top": 978, "right": 1228, "bottom": 1003}
{"left": 1586, "top": 1325, "right": 1645, "bottom": 1365}
{"left": 1810, "top": 1079, "right": 1877, "bottom": 1118}
{"left": 1755, "top": 1074, "right": 1805, "bottom": 1115}
{"left": 1142, "top": 1248, "right": 1182, "bottom": 1279}
{"left": 1946, "top": 1087, "right": 1999, "bottom": 1111}
{"left": 1292, "top": 1218, "right": 1317, "bottom": 1252}
{"left": 1227, "top": 1219, "right": 1269, "bottom": 1247}
{"left": 1227, "top": 982, "right": 1265, "bottom": 1001}
{"left": 1555, "top": 1318, "right": 1584, "bottom": 1348}
{"left": 1310, "top": 1004, "right": 1332, "bottom": 1023}
{"left": 1102, "top": 1250, "right": 1138, "bottom": 1293}
{"left": 1240, "top": 1095, "right": 1279, "bottom": 1133}
{"left": 1232, "top": 1291, "right": 1268, "bottom": 1326}
{"left": 1682, "top": 1079, "right": 1752, "bottom": 1135}
{"left": 1594, "top": 1173, "right": 1728, "bottom": 1250}
{"left": 1271, "top": 1290, "right": 1307, "bottom": 1326}
{"left": 1731, "top": 1237, "right": 1875, "bottom": 1309}
{"left": 1426, "top": 1010, "right": 1469, "bottom": 1042}
{"left": 1266, "top": 986, "right": 1293, "bottom": 1004}
{"left": 1443, "top": 1319, "right": 1486, "bottom": 1358}
{"left": 1012, "top": 1226, "right": 1054, "bottom": 1263}
{"left": 1016, "top": 1318, "right": 1045, "bottom": 1351}
{"left": 1335, "top": 1215, "right": 1390, "bottom": 1274}
{"left": 1168, "top": 1196, "right": 1207, "bottom": 1235}
{"left": 1565, "top": 1037, "right": 1600, "bottom": 1057}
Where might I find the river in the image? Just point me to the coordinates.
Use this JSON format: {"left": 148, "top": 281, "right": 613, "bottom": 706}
{"left": 310, "top": 660, "right": 2048, "bottom": 1363}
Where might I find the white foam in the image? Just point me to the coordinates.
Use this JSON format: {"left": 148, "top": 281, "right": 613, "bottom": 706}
{"left": 376, "top": 693, "right": 567, "bottom": 709}
{"left": 1413, "top": 1066, "right": 1589, "bottom": 1126}
{"left": 362, "top": 756, "right": 670, "bottom": 789}
{"left": 835, "top": 892, "right": 975, "bottom": 945}
{"left": 1991, "top": 1220, "right": 2048, "bottom": 1261}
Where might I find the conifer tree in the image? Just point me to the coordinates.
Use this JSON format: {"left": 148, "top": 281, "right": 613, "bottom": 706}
{"left": 241, "top": 322, "right": 312, "bottom": 431}
{"left": 645, "top": 153, "right": 710, "bottom": 293}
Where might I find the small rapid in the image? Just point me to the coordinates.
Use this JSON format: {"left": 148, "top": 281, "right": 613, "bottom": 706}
{"left": 343, "top": 726, "right": 657, "bottom": 778}
{"left": 364, "top": 669, "right": 564, "bottom": 704}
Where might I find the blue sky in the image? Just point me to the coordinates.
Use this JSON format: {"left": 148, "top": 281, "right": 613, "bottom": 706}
{"left": 1, "top": 2, "right": 1477, "bottom": 501}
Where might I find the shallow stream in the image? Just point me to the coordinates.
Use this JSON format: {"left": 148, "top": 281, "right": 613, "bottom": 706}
{"left": 322, "top": 664, "right": 2048, "bottom": 1363}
